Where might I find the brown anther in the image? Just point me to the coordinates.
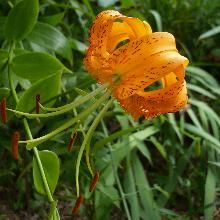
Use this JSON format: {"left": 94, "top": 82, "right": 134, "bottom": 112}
{"left": 89, "top": 171, "right": 100, "bottom": 192}
{"left": 36, "top": 94, "right": 40, "bottom": 114}
{"left": 67, "top": 132, "right": 77, "bottom": 152}
{"left": 0, "top": 97, "right": 7, "bottom": 124}
{"left": 12, "top": 131, "right": 20, "bottom": 160}
{"left": 72, "top": 194, "right": 84, "bottom": 215}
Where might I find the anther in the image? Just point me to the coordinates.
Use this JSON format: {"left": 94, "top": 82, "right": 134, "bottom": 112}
{"left": 36, "top": 94, "right": 40, "bottom": 114}
{"left": 89, "top": 171, "right": 100, "bottom": 192}
{"left": 12, "top": 131, "right": 20, "bottom": 160}
{"left": 0, "top": 97, "right": 7, "bottom": 124}
{"left": 72, "top": 194, "right": 84, "bottom": 215}
{"left": 67, "top": 132, "right": 77, "bottom": 152}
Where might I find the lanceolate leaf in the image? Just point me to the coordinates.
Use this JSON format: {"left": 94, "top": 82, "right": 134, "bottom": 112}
{"left": 133, "top": 152, "right": 161, "bottom": 220}
{"left": 149, "top": 10, "right": 163, "bottom": 31}
{"left": 33, "top": 150, "right": 60, "bottom": 195}
{"left": 123, "top": 155, "right": 140, "bottom": 220}
{"left": 199, "top": 25, "right": 220, "bottom": 40}
{"left": 204, "top": 150, "right": 216, "bottom": 220}
{"left": 4, "top": 0, "right": 39, "bottom": 41}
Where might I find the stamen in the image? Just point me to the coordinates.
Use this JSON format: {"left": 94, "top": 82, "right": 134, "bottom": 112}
{"left": 36, "top": 94, "right": 40, "bottom": 114}
{"left": 12, "top": 131, "right": 20, "bottom": 160}
{"left": 67, "top": 132, "right": 77, "bottom": 152}
{"left": 0, "top": 97, "right": 7, "bottom": 124}
{"left": 89, "top": 171, "right": 100, "bottom": 192}
{"left": 72, "top": 194, "right": 84, "bottom": 215}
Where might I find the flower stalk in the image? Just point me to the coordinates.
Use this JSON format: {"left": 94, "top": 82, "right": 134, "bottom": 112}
{"left": 75, "top": 93, "right": 112, "bottom": 197}
{"left": 7, "top": 83, "right": 109, "bottom": 119}
{"left": 7, "top": 42, "right": 57, "bottom": 218}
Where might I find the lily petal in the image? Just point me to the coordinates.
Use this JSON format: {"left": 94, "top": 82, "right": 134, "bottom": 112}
{"left": 84, "top": 10, "right": 189, "bottom": 120}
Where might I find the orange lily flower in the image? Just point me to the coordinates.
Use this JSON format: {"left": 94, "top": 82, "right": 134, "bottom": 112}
{"left": 84, "top": 10, "right": 189, "bottom": 120}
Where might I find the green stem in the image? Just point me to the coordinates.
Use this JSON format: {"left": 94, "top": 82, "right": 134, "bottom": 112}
{"left": 7, "top": 43, "right": 54, "bottom": 205}
{"left": 7, "top": 84, "right": 109, "bottom": 119}
{"left": 39, "top": 83, "right": 108, "bottom": 112}
{"left": 21, "top": 91, "right": 111, "bottom": 150}
{"left": 61, "top": 81, "right": 86, "bottom": 143}
{"left": 75, "top": 93, "right": 111, "bottom": 197}
{"left": 8, "top": 43, "right": 19, "bottom": 103}
{"left": 23, "top": 119, "right": 54, "bottom": 202}
{"left": 85, "top": 98, "right": 114, "bottom": 176}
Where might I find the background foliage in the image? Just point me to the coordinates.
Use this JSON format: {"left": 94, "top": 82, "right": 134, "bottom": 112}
{"left": 0, "top": 0, "right": 220, "bottom": 219}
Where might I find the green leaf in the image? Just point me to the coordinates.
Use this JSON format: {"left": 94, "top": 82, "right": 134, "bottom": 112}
{"left": 150, "top": 136, "right": 167, "bottom": 159}
{"left": 4, "top": 0, "right": 39, "bottom": 41}
{"left": 97, "top": 0, "right": 117, "bottom": 7}
{"left": 189, "top": 99, "right": 220, "bottom": 127}
{"left": 11, "top": 52, "right": 71, "bottom": 81}
{"left": 167, "top": 113, "right": 183, "bottom": 144}
{"left": 95, "top": 185, "right": 120, "bottom": 220}
{"left": 130, "top": 126, "right": 159, "bottom": 141}
{"left": 157, "top": 144, "right": 194, "bottom": 207}
{"left": 33, "top": 150, "right": 60, "bottom": 195}
{"left": 149, "top": 10, "right": 163, "bottom": 31}
{"left": 186, "top": 108, "right": 203, "bottom": 130}
{"left": 41, "top": 12, "right": 65, "bottom": 26}
{"left": 134, "top": 138, "right": 152, "bottom": 164}
{"left": 0, "top": 49, "right": 8, "bottom": 71}
{"left": 70, "top": 39, "right": 87, "bottom": 53}
{"left": 16, "top": 72, "right": 62, "bottom": 112}
{"left": 94, "top": 124, "right": 145, "bottom": 151}
{"left": 123, "top": 155, "right": 140, "bottom": 220}
{"left": 198, "top": 25, "right": 220, "bottom": 40}
{"left": 187, "top": 83, "right": 217, "bottom": 99}
{"left": 133, "top": 152, "right": 161, "bottom": 220}
{"left": 204, "top": 163, "right": 216, "bottom": 219}
{"left": 0, "top": 17, "right": 6, "bottom": 39}
{"left": 0, "top": 87, "right": 10, "bottom": 100}
{"left": 185, "top": 124, "right": 220, "bottom": 153}
{"left": 27, "top": 22, "right": 73, "bottom": 64}
{"left": 187, "top": 66, "right": 219, "bottom": 87}
{"left": 121, "top": 0, "right": 135, "bottom": 9}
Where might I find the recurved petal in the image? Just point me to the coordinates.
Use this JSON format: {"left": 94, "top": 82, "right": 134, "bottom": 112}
{"left": 119, "top": 80, "right": 187, "bottom": 120}
{"left": 106, "top": 22, "right": 134, "bottom": 53}
{"left": 84, "top": 11, "right": 125, "bottom": 83}
{"left": 85, "top": 10, "right": 153, "bottom": 82}
{"left": 113, "top": 50, "right": 188, "bottom": 99}
{"left": 110, "top": 32, "right": 178, "bottom": 73}
{"left": 106, "top": 18, "right": 151, "bottom": 53}
{"left": 88, "top": 10, "right": 122, "bottom": 58}
{"left": 121, "top": 16, "right": 152, "bottom": 38}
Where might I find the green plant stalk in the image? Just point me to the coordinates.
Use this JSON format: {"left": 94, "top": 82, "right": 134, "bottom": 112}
{"left": 61, "top": 81, "right": 86, "bottom": 144}
{"left": 23, "top": 119, "right": 54, "bottom": 202}
{"left": 75, "top": 92, "right": 112, "bottom": 197}
{"left": 85, "top": 98, "right": 114, "bottom": 176}
{"left": 8, "top": 43, "right": 19, "bottom": 103}
{"left": 41, "top": 83, "right": 108, "bottom": 111}
{"left": 7, "top": 83, "right": 109, "bottom": 118}
{"left": 7, "top": 43, "right": 55, "bottom": 212}
{"left": 20, "top": 91, "right": 111, "bottom": 149}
